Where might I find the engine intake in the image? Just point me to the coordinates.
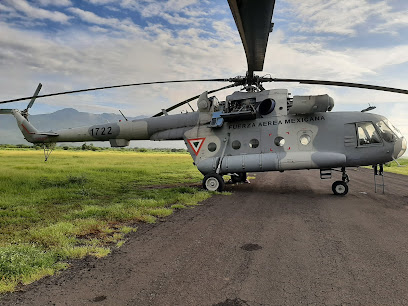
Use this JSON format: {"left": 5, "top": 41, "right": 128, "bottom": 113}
{"left": 258, "top": 98, "right": 276, "bottom": 116}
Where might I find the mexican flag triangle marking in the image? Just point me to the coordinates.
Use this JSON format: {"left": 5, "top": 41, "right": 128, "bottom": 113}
{"left": 187, "top": 138, "right": 205, "bottom": 155}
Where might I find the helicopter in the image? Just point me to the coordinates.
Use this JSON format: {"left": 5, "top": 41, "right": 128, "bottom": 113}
{"left": 0, "top": 0, "right": 407, "bottom": 195}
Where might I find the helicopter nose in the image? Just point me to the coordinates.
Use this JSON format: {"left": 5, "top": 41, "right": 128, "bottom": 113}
{"left": 395, "top": 137, "right": 407, "bottom": 159}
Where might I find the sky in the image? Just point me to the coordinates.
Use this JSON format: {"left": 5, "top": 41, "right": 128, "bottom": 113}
{"left": 0, "top": 0, "right": 407, "bottom": 144}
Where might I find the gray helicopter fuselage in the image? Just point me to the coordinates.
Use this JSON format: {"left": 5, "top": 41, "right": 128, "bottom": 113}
{"left": 185, "top": 89, "right": 406, "bottom": 175}
{"left": 192, "top": 111, "right": 405, "bottom": 175}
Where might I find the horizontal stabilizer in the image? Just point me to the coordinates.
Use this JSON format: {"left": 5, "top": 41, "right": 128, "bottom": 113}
{"left": 0, "top": 109, "right": 14, "bottom": 114}
{"left": 37, "top": 132, "right": 59, "bottom": 136}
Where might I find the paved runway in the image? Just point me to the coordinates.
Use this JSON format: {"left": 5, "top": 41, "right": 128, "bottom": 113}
{"left": 3, "top": 168, "right": 408, "bottom": 305}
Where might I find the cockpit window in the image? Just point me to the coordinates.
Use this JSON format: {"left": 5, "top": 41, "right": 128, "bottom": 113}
{"left": 381, "top": 119, "right": 402, "bottom": 138}
{"left": 376, "top": 120, "right": 398, "bottom": 142}
{"left": 356, "top": 122, "right": 382, "bottom": 146}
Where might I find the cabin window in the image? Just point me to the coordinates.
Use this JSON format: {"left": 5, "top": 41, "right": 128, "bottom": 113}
{"left": 232, "top": 140, "right": 241, "bottom": 150}
{"left": 208, "top": 142, "right": 217, "bottom": 152}
{"left": 249, "top": 139, "right": 259, "bottom": 148}
{"left": 356, "top": 122, "right": 381, "bottom": 146}
{"left": 274, "top": 136, "right": 285, "bottom": 147}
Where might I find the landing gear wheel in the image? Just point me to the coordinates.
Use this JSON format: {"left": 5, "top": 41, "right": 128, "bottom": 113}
{"left": 203, "top": 173, "right": 225, "bottom": 192}
{"left": 231, "top": 172, "right": 247, "bottom": 183}
{"left": 332, "top": 181, "right": 348, "bottom": 196}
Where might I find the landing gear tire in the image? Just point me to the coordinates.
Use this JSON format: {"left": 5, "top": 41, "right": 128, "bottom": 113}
{"left": 231, "top": 172, "right": 247, "bottom": 183}
{"left": 203, "top": 173, "right": 225, "bottom": 192}
{"left": 332, "top": 181, "right": 348, "bottom": 196}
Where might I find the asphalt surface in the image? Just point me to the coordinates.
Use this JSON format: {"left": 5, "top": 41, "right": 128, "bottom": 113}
{"left": 2, "top": 168, "right": 408, "bottom": 305}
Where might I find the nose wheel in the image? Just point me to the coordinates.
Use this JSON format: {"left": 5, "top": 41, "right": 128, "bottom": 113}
{"left": 332, "top": 181, "right": 348, "bottom": 196}
{"left": 332, "top": 167, "right": 349, "bottom": 196}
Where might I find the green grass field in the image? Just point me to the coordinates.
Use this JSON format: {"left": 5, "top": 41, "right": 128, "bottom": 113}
{"left": 382, "top": 158, "right": 408, "bottom": 175}
{"left": 0, "top": 149, "right": 212, "bottom": 293}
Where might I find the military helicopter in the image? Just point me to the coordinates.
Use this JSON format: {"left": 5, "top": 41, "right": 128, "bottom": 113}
{"left": 0, "top": 0, "right": 407, "bottom": 195}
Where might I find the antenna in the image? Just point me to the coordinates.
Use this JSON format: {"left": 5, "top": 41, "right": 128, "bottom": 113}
{"left": 361, "top": 103, "right": 376, "bottom": 112}
{"left": 187, "top": 102, "right": 195, "bottom": 112}
{"left": 119, "top": 110, "right": 128, "bottom": 121}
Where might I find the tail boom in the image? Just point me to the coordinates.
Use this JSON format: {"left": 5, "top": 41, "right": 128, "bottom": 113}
{"left": 2, "top": 109, "right": 199, "bottom": 146}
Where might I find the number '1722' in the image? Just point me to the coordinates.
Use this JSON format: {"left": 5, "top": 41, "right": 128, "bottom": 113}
{"left": 90, "top": 127, "right": 113, "bottom": 136}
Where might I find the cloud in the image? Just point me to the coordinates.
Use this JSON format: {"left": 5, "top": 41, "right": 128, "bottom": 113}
{"left": 36, "top": 0, "right": 72, "bottom": 7}
{"left": 0, "top": 3, "right": 15, "bottom": 12}
{"left": 373, "top": 10, "right": 408, "bottom": 34}
{"left": 121, "top": 0, "right": 199, "bottom": 17}
{"left": 67, "top": 7, "right": 142, "bottom": 34}
{"left": 68, "top": 7, "right": 119, "bottom": 26}
{"left": 4, "top": 0, "right": 71, "bottom": 23}
{"left": 0, "top": 14, "right": 244, "bottom": 116}
{"left": 87, "top": 0, "right": 116, "bottom": 4}
{"left": 158, "top": 12, "right": 203, "bottom": 26}
{"left": 283, "top": 0, "right": 392, "bottom": 36}
{"left": 263, "top": 30, "right": 372, "bottom": 80}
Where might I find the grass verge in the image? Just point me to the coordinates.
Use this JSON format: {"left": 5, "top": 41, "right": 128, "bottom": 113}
{"left": 383, "top": 158, "right": 408, "bottom": 175}
{"left": 0, "top": 149, "right": 213, "bottom": 293}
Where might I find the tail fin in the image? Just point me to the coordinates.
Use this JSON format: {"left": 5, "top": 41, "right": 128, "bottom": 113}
{"left": 1, "top": 109, "right": 59, "bottom": 143}
{"left": 13, "top": 110, "right": 41, "bottom": 142}
{"left": 1, "top": 109, "right": 42, "bottom": 143}
{"left": 0, "top": 84, "right": 59, "bottom": 143}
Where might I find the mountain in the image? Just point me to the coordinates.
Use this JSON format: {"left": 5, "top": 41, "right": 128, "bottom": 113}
{"left": 0, "top": 108, "right": 159, "bottom": 147}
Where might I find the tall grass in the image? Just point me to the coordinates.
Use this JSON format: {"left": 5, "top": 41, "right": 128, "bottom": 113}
{"left": 0, "top": 150, "right": 211, "bottom": 293}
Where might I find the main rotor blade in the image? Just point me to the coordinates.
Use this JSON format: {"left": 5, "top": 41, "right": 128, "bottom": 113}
{"left": 0, "top": 79, "right": 230, "bottom": 104}
{"left": 262, "top": 78, "right": 408, "bottom": 95}
{"left": 27, "top": 83, "right": 42, "bottom": 109}
{"left": 228, "top": 0, "right": 276, "bottom": 79}
{"left": 152, "top": 83, "right": 238, "bottom": 117}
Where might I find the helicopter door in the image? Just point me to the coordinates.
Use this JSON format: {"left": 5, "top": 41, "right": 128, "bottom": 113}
{"left": 297, "top": 130, "right": 314, "bottom": 151}
{"left": 344, "top": 123, "right": 357, "bottom": 148}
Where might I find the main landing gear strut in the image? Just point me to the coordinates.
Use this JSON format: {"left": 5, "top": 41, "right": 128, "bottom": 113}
{"left": 331, "top": 167, "right": 349, "bottom": 196}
